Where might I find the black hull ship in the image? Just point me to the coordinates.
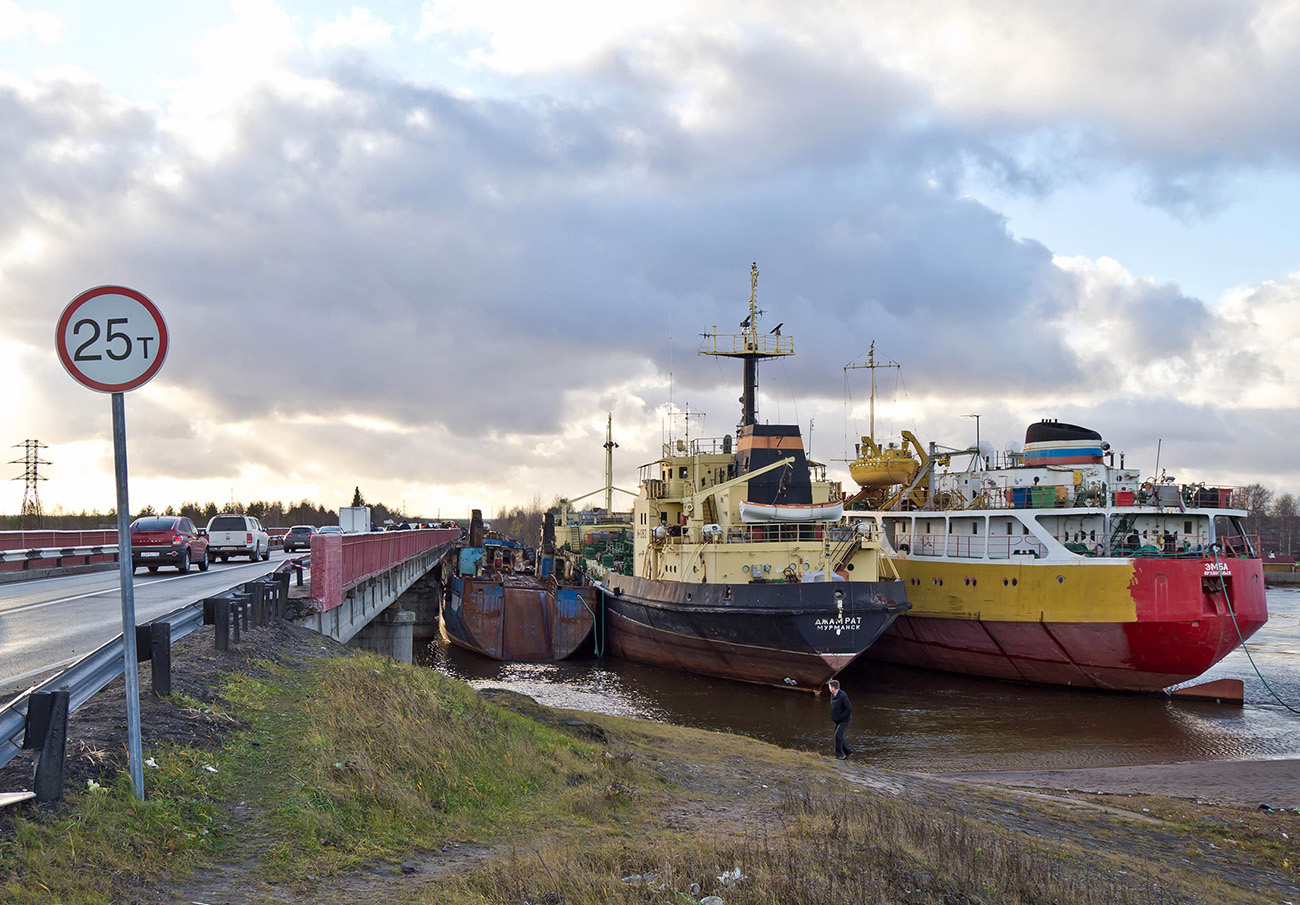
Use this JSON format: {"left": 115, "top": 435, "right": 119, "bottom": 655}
{"left": 590, "top": 264, "right": 909, "bottom": 690}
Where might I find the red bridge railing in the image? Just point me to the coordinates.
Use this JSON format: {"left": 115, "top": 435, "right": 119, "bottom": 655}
{"left": 310, "top": 528, "right": 460, "bottom": 612}
{"left": 0, "top": 530, "right": 119, "bottom": 572}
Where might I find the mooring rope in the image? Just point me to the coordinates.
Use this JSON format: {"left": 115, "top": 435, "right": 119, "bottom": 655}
{"left": 579, "top": 585, "right": 604, "bottom": 658}
{"left": 1213, "top": 547, "right": 1300, "bottom": 714}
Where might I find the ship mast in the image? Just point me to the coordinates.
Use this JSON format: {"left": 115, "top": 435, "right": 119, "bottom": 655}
{"left": 844, "top": 341, "right": 900, "bottom": 440}
{"left": 603, "top": 413, "right": 617, "bottom": 512}
{"left": 699, "top": 262, "right": 794, "bottom": 427}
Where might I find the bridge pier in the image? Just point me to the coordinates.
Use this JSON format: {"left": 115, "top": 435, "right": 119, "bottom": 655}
{"left": 396, "top": 567, "right": 443, "bottom": 644}
{"left": 348, "top": 608, "right": 417, "bottom": 663}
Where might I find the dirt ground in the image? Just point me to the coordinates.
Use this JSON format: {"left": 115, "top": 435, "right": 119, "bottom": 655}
{"left": 2, "top": 621, "right": 1298, "bottom": 904}
{"left": 948, "top": 759, "right": 1300, "bottom": 810}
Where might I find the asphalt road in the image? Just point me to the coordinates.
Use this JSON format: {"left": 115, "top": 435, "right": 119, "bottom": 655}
{"left": 0, "top": 552, "right": 296, "bottom": 700}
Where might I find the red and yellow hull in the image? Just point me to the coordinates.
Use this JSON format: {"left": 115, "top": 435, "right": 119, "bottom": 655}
{"left": 866, "top": 556, "right": 1268, "bottom": 691}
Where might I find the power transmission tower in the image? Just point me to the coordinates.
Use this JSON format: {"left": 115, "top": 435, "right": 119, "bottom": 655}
{"left": 11, "top": 439, "right": 49, "bottom": 529}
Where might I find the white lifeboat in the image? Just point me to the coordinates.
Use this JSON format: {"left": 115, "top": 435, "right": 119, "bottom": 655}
{"left": 739, "top": 500, "right": 845, "bottom": 523}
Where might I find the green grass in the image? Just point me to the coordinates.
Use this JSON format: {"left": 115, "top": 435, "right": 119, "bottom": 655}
{"left": 221, "top": 655, "right": 617, "bottom": 875}
{"left": 2, "top": 648, "right": 1295, "bottom": 905}
{"left": 0, "top": 744, "right": 234, "bottom": 904}
{"left": 0, "top": 652, "right": 633, "bottom": 903}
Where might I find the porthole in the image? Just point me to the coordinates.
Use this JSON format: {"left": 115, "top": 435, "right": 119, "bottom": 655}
{"left": 1057, "top": 575, "right": 1065, "bottom": 584}
{"left": 1003, "top": 578, "right": 1009, "bottom": 586}
{"left": 1011, "top": 578, "right": 1018, "bottom": 586}
{"left": 742, "top": 564, "right": 750, "bottom": 573}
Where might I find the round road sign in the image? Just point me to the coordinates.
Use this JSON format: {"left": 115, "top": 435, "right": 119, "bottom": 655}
{"left": 56, "top": 286, "right": 169, "bottom": 393}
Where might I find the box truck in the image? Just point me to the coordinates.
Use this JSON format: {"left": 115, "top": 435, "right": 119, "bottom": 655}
{"left": 339, "top": 506, "right": 371, "bottom": 533}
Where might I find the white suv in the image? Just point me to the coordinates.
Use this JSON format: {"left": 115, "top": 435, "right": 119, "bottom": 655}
{"left": 206, "top": 514, "right": 271, "bottom": 562}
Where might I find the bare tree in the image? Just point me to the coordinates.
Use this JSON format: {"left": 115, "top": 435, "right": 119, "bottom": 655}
{"left": 1237, "top": 483, "right": 1274, "bottom": 543}
{"left": 1273, "top": 493, "right": 1297, "bottom": 556}
{"left": 493, "top": 493, "right": 548, "bottom": 545}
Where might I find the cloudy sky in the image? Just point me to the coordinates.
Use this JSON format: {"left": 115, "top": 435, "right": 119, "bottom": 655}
{"left": 4, "top": 0, "right": 1300, "bottom": 521}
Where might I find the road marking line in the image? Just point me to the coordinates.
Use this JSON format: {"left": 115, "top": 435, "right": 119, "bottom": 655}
{"left": 1, "top": 561, "right": 279, "bottom": 615}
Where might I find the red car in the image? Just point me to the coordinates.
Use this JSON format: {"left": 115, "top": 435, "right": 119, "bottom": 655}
{"left": 130, "top": 516, "right": 209, "bottom": 573}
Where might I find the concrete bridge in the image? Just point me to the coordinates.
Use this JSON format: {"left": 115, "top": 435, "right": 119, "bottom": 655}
{"left": 294, "top": 528, "right": 461, "bottom": 662}
{"left": 0, "top": 526, "right": 461, "bottom": 663}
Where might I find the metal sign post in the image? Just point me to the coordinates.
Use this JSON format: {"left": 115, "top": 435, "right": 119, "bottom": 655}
{"left": 109, "top": 392, "right": 143, "bottom": 799}
{"left": 56, "top": 286, "right": 169, "bottom": 800}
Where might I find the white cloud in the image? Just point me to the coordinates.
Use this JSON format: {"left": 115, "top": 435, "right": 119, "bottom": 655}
{"left": 4, "top": 0, "right": 1300, "bottom": 517}
{"left": 0, "top": 0, "right": 61, "bottom": 44}
{"left": 414, "top": 0, "right": 689, "bottom": 72}
{"left": 309, "top": 7, "right": 393, "bottom": 51}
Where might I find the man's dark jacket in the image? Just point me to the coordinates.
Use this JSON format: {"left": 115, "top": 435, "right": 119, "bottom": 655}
{"left": 831, "top": 690, "right": 852, "bottom": 724}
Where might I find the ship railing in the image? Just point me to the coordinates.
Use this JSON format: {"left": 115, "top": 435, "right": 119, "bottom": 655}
{"left": 1222, "top": 533, "right": 1260, "bottom": 559}
{"left": 1056, "top": 530, "right": 1260, "bottom": 559}
{"left": 935, "top": 480, "right": 1244, "bottom": 512}
{"left": 892, "top": 532, "right": 1047, "bottom": 560}
{"left": 689, "top": 437, "right": 733, "bottom": 456}
{"left": 924, "top": 471, "right": 1249, "bottom": 512}
{"left": 700, "top": 332, "right": 793, "bottom": 357}
{"left": 667, "top": 522, "right": 858, "bottom": 546}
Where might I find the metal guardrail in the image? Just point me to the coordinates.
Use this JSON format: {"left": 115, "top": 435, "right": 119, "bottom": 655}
{"left": 0, "top": 544, "right": 118, "bottom": 564}
{"left": 0, "top": 576, "right": 262, "bottom": 778}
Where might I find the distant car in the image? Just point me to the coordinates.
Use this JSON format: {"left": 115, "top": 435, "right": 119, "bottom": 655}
{"left": 206, "top": 514, "right": 271, "bottom": 562}
{"left": 317, "top": 525, "right": 344, "bottom": 536}
{"left": 131, "top": 516, "right": 209, "bottom": 573}
{"left": 282, "top": 525, "right": 318, "bottom": 553}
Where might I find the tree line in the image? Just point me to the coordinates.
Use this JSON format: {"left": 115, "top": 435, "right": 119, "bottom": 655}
{"left": 486, "top": 494, "right": 558, "bottom": 546}
{"left": 1237, "top": 483, "right": 1299, "bottom": 556}
{"left": 1, "top": 487, "right": 418, "bottom": 532}
{"left": 10, "top": 483, "right": 1296, "bottom": 553}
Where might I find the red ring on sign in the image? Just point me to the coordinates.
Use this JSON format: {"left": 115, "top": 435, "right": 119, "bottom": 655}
{"left": 56, "top": 285, "right": 169, "bottom": 393}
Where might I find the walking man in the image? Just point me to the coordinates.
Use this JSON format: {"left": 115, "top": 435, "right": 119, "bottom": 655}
{"left": 828, "top": 678, "right": 852, "bottom": 759}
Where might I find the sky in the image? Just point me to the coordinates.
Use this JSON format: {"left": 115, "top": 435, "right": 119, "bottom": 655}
{"left": 4, "top": 0, "right": 1300, "bottom": 521}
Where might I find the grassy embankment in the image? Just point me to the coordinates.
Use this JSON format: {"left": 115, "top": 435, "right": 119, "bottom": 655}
{"left": 1, "top": 650, "right": 1295, "bottom": 904}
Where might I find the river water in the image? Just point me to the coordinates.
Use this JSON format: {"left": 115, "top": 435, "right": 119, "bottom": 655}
{"left": 422, "top": 587, "right": 1300, "bottom": 773}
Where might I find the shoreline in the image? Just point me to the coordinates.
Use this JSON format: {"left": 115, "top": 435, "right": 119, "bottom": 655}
{"left": 941, "top": 757, "right": 1300, "bottom": 809}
